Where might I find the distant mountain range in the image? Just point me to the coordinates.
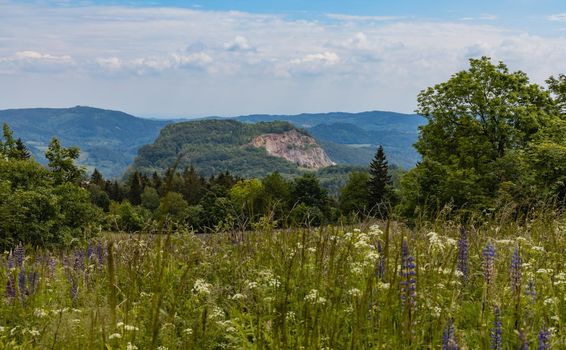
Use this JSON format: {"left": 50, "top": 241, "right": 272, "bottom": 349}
{"left": 0, "top": 106, "right": 424, "bottom": 178}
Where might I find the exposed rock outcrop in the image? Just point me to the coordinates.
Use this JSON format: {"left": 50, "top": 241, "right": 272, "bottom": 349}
{"left": 250, "top": 129, "right": 335, "bottom": 169}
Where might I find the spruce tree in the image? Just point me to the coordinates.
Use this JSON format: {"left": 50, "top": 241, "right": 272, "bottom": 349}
{"left": 90, "top": 168, "right": 104, "bottom": 187}
{"left": 128, "top": 172, "right": 143, "bottom": 205}
{"left": 368, "top": 145, "right": 391, "bottom": 216}
{"left": 14, "top": 138, "right": 31, "bottom": 160}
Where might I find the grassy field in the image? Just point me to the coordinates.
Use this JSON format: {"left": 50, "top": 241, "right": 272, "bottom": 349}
{"left": 1, "top": 215, "right": 564, "bottom": 349}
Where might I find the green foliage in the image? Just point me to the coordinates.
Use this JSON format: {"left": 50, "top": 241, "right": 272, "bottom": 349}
{"left": 402, "top": 57, "right": 563, "bottom": 217}
{"left": 368, "top": 146, "right": 392, "bottom": 216}
{"left": 339, "top": 171, "right": 370, "bottom": 216}
{"left": 158, "top": 192, "right": 189, "bottom": 223}
{"left": 140, "top": 187, "right": 160, "bottom": 211}
{"left": 45, "top": 138, "right": 84, "bottom": 185}
{"left": 0, "top": 158, "right": 102, "bottom": 248}
{"left": 108, "top": 201, "right": 149, "bottom": 232}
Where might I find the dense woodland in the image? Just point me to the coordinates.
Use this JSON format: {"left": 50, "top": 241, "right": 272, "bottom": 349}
{"left": 1, "top": 57, "right": 566, "bottom": 247}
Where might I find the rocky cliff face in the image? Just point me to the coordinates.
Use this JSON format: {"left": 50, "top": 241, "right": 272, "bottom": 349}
{"left": 250, "top": 129, "right": 336, "bottom": 169}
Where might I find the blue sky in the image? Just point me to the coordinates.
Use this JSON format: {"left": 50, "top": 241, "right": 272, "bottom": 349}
{"left": 1, "top": 0, "right": 565, "bottom": 117}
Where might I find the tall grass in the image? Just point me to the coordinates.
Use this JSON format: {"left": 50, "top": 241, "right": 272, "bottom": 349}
{"left": 0, "top": 214, "right": 564, "bottom": 349}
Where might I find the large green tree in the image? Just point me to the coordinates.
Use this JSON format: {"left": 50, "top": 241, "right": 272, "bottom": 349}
{"left": 400, "top": 57, "right": 557, "bottom": 217}
{"left": 368, "top": 146, "right": 391, "bottom": 217}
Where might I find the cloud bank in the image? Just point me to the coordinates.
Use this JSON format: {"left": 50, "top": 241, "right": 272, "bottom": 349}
{"left": 0, "top": 2, "right": 565, "bottom": 117}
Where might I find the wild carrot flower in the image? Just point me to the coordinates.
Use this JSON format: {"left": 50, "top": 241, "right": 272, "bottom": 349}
{"left": 457, "top": 227, "right": 469, "bottom": 282}
{"left": 400, "top": 238, "right": 417, "bottom": 309}
{"left": 490, "top": 305, "right": 502, "bottom": 350}
{"left": 483, "top": 242, "right": 496, "bottom": 286}
{"left": 510, "top": 246, "right": 522, "bottom": 295}
{"left": 442, "top": 319, "right": 458, "bottom": 350}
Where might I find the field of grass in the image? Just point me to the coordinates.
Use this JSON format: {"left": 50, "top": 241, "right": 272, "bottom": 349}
{"left": 1, "top": 215, "right": 564, "bottom": 349}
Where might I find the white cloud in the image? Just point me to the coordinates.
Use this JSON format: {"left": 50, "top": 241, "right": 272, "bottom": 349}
{"left": 548, "top": 13, "right": 566, "bottom": 22}
{"left": 0, "top": 1, "right": 565, "bottom": 116}
{"left": 224, "top": 36, "right": 254, "bottom": 52}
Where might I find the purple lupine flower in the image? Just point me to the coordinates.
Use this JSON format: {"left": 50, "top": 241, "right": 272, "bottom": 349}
{"left": 47, "top": 255, "right": 56, "bottom": 278}
{"left": 96, "top": 241, "right": 105, "bottom": 266}
{"left": 87, "top": 244, "right": 94, "bottom": 261}
{"left": 457, "top": 226, "right": 469, "bottom": 282}
{"left": 376, "top": 241, "right": 385, "bottom": 280}
{"left": 510, "top": 246, "right": 522, "bottom": 295}
{"left": 400, "top": 238, "right": 417, "bottom": 309}
{"left": 483, "top": 242, "right": 496, "bottom": 286}
{"left": 442, "top": 319, "right": 459, "bottom": 350}
{"left": 518, "top": 330, "right": 529, "bottom": 350}
{"left": 14, "top": 244, "right": 25, "bottom": 268}
{"left": 18, "top": 270, "right": 26, "bottom": 296}
{"left": 537, "top": 328, "right": 550, "bottom": 350}
{"left": 27, "top": 270, "right": 38, "bottom": 295}
{"left": 73, "top": 249, "right": 85, "bottom": 272}
{"left": 6, "top": 275, "right": 15, "bottom": 299}
{"left": 525, "top": 279, "right": 536, "bottom": 304}
{"left": 7, "top": 251, "right": 15, "bottom": 270}
{"left": 490, "top": 305, "right": 502, "bottom": 350}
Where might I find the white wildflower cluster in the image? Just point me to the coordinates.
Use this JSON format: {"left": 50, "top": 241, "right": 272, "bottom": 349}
{"left": 537, "top": 268, "right": 554, "bottom": 276}
{"left": 209, "top": 306, "right": 224, "bottom": 320}
{"left": 531, "top": 246, "right": 546, "bottom": 253}
{"left": 377, "top": 281, "right": 390, "bottom": 290}
{"left": 193, "top": 278, "right": 212, "bottom": 295}
{"left": 216, "top": 320, "right": 236, "bottom": 333}
{"left": 304, "top": 289, "right": 326, "bottom": 305}
{"left": 286, "top": 311, "right": 296, "bottom": 322}
{"left": 34, "top": 308, "right": 48, "bottom": 318}
{"left": 109, "top": 333, "right": 122, "bottom": 339}
{"left": 554, "top": 272, "right": 566, "bottom": 286}
{"left": 427, "top": 231, "right": 457, "bottom": 252}
{"left": 348, "top": 288, "right": 362, "bottom": 298}
{"left": 495, "top": 239, "right": 514, "bottom": 245}
{"left": 544, "top": 297, "right": 559, "bottom": 306}
{"left": 117, "top": 322, "right": 139, "bottom": 331}
{"left": 354, "top": 233, "right": 372, "bottom": 250}
{"left": 183, "top": 328, "right": 193, "bottom": 335}
{"left": 126, "top": 343, "right": 138, "bottom": 350}
{"left": 258, "top": 269, "right": 281, "bottom": 288}
{"left": 246, "top": 281, "right": 258, "bottom": 289}
{"left": 230, "top": 293, "right": 246, "bottom": 300}
{"left": 368, "top": 225, "right": 383, "bottom": 237}
{"left": 350, "top": 262, "right": 364, "bottom": 275}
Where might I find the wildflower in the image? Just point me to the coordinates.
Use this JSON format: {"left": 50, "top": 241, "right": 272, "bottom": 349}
{"left": 537, "top": 328, "right": 550, "bottom": 349}
{"left": 483, "top": 242, "right": 496, "bottom": 286}
{"left": 490, "top": 306, "right": 502, "bottom": 350}
{"left": 525, "top": 278, "right": 536, "bottom": 303}
{"left": 348, "top": 288, "right": 362, "bottom": 298}
{"left": 124, "top": 325, "right": 139, "bottom": 331}
{"left": 109, "top": 333, "right": 122, "bottom": 339}
{"left": 34, "top": 308, "right": 48, "bottom": 318}
{"left": 126, "top": 343, "right": 138, "bottom": 350}
{"left": 518, "top": 330, "right": 529, "bottom": 350}
{"left": 369, "top": 224, "right": 383, "bottom": 237}
{"left": 247, "top": 281, "right": 258, "bottom": 289}
{"left": 427, "top": 231, "right": 445, "bottom": 252}
{"left": 286, "top": 311, "right": 296, "bottom": 322}
{"left": 400, "top": 238, "right": 417, "bottom": 309}
{"left": 536, "top": 268, "right": 553, "bottom": 275}
{"left": 231, "top": 293, "right": 246, "bottom": 300}
{"left": 28, "top": 328, "right": 40, "bottom": 337}
{"left": 457, "top": 227, "right": 469, "bottom": 282}
{"left": 14, "top": 244, "right": 25, "bottom": 268}
{"left": 192, "top": 279, "right": 212, "bottom": 295}
{"left": 442, "top": 319, "right": 458, "bottom": 350}
{"left": 510, "top": 246, "right": 522, "bottom": 295}
{"left": 183, "top": 328, "right": 193, "bottom": 335}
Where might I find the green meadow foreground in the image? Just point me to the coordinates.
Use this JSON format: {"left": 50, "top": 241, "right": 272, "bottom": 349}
{"left": 1, "top": 217, "right": 564, "bottom": 349}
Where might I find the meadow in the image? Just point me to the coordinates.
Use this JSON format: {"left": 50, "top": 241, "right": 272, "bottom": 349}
{"left": 1, "top": 213, "right": 564, "bottom": 349}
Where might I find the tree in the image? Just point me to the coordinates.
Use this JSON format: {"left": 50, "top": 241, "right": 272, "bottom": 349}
{"left": 128, "top": 171, "right": 143, "bottom": 205}
{"left": 400, "top": 57, "right": 556, "bottom": 217}
{"left": 1, "top": 123, "right": 16, "bottom": 158}
{"left": 340, "top": 171, "right": 370, "bottom": 217}
{"left": 368, "top": 146, "right": 391, "bottom": 216}
{"left": 90, "top": 169, "right": 105, "bottom": 187}
{"left": 141, "top": 187, "right": 160, "bottom": 211}
{"left": 45, "top": 138, "right": 84, "bottom": 185}
{"left": 14, "top": 138, "right": 31, "bottom": 160}
{"left": 289, "top": 173, "right": 330, "bottom": 223}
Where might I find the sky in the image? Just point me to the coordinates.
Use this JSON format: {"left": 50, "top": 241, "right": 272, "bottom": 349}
{"left": 0, "top": 0, "right": 566, "bottom": 118}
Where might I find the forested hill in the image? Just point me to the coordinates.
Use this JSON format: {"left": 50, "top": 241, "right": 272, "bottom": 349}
{"left": 0, "top": 106, "right": 169, "bottom": 178}
{"left": 131, "top": 119, "right": 336, "bottom": 178}
{"left": 231, "top": 111, "right": 425, "bottom": 168}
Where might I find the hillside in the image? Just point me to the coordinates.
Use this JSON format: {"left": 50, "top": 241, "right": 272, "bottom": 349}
{"left": 131, "top": 120, "right": 335, "bottom": 178}
{"left": 0, "top": 106, "right": 169, "bottom": 177}
{"left": 233, "top": 111, "right": 424, "bottom": 168}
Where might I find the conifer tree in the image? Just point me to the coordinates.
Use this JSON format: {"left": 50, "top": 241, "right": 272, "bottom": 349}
{"left": 90, "top": 169, "right": 105, "bottom": 187}
{"left": 128, "top": 172, "right": 143, "bottom": 205}
{"left": 368, "top": 145, "right": 391, "bottom": 216}
{"left": 14, "top": 138, "right": 31, "bottom": 160}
